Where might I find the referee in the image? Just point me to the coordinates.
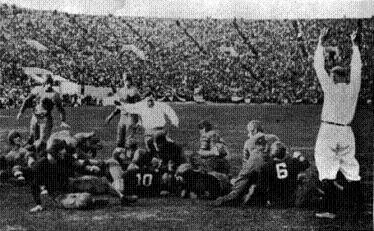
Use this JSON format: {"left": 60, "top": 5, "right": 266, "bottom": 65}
{"left": 313, "top": 28, "right": 364, "bottom": 219}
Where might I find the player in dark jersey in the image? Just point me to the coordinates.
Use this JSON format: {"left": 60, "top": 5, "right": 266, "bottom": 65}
{"left": 121, "top": 167, "right": 177, "bottom": 197}
{"left": 253, "top": 141, "right": 310, "bottom": 207}
{"left": 175, "top": 163, "right": 231, "bottom": 200}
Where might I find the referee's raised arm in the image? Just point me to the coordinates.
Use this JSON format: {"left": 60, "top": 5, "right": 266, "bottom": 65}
{"left": 349, "top": 31, "right": 362, "bottom": 94}
{"left": 313, "top": 28, "right": 332, "bottom": 92}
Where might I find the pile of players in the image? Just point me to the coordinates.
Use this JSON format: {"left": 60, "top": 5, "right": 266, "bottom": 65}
{"left": 1, "top": 115, "right": 314, "bottom": 213}
{"left": 0, "top": 69, "right": 332, "bottom": 215}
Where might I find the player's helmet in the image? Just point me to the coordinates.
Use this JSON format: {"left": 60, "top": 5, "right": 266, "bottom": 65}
{"left": 7, "top": 130, "right": 21, "bottom": 145}
{"left": 247, "top": 120, "right": 264, "bottom": 133}
{"left": 44, "top": 74, "right": 54, "bottom": 86}
{"left": 47, "top": 139, "right": 68, "bottom": 159}
{"left": 270, "top": 141, "right": 287, "bottom": 159}
{"left": 40, "top": 97, "right": 55, "bottom": 112}
{"left": 198, "top": 120, "right": 212, "bottom": 132}
{"left": 154, "top": 133, "right": 167, "bottom": 146}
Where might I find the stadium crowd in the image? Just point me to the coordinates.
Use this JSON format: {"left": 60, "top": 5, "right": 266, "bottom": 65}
{"left": 0, "top": 4, "right": 373, "bottom": 108}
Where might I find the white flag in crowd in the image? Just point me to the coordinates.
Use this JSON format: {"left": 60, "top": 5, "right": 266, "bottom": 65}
{"left": 24, "top": 39, "right": 48, "bottom": 51}
{"left": 219, "top": 46, "right": 239, "bottom": 57}
{"left": 121, "top": 44, "right": 146, "bottom": 60}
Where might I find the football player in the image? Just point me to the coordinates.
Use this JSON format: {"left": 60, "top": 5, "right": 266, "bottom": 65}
{"left": 0, "top": 130, "right": 36, "bottom": 183}
{"left": 175, "top": 163, "right": 231, "bottom": 199}
{"left": 120, "top": 165, "right": 178, "bottom": 197}
{"left": 248, "top": 141, "right": 310, "bottom": 207}
{"left": 17, "top": 75, "right": 70, "bottom": 149}
{"left": 150, "top": 133, "right": 186, "bottom": 172}
{"left": 214, "top": 120, "right": 279, "bottom": 206}
{"left": 105, "top": 73, "right": 141, "bottom": 148}
{"left": 188, "top": 120, "right": 230, "bottom": 174}
{"left": 27, "top": 139, "right": 137, "bottom": 213}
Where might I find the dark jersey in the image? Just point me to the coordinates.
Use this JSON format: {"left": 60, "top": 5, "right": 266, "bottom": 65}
{"left": 258, "top": 157, "right": 309, "bottom": 205}
{"left": 122, "top": 168, "right": 173, "bottom": 197}
{"left": 28, "top": 156, "right": 87, "bottom": 204}
{"left": 178, "top": 170, "right": 231, "bottom": 199}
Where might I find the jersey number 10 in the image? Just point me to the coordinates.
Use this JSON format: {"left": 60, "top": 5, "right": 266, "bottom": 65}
{"left": 136, "top": 173, "right": 153, "bottom": 187}
{"left": 275, "top": 162, "right": 288, "bottom": 179}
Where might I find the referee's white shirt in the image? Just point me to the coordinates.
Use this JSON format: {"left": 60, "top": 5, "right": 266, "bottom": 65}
{"left": 120, "top": 101, "right": 179, "bottom": 130}
{"left": 314, "top": 44, "right": 362, "bottom": 125}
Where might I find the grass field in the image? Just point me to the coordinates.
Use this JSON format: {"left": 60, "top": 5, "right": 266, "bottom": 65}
{"left": 0, "top": 104, "right": 372, "bottom": 231}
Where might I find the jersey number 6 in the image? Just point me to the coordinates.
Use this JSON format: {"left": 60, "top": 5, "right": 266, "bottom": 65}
{"left": 136, "top": 173, "right": 153, "bottom": 187}
{"left": 275, "top": 162, "right": 288, "bottom": 179}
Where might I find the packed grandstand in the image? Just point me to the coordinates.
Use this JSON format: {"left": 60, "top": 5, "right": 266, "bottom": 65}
{"left": 0, "top": 4, "right": 373, "bottom": 108}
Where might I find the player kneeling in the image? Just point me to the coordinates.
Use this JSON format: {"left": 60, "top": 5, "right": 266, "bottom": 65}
{"left": 175, "top": 163, "right": 231, "bottom": 199}
{"left": 28, "top": 139, "right": 137, "bottom": 213}
{"left": 187, "top": 120, "right": 230, "bottom": 175}
{"left": 245, "top": 141, "right": 310, "bottom": 207}
{"left": 0, "top": 130, "right": 36, "bottom": 184}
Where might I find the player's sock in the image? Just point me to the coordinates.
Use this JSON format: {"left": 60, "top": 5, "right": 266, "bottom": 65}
{"left": 345, "top": 181, "right": 367, "bottom": 218}
{"left": 315, "top": 180, "right": 338, "bottom": 219}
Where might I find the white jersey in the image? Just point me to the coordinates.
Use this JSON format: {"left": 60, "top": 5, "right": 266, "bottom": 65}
{"left": 117, "top": 86, "right": 140, "bottom": 116}
{"left": 120, "top": 101, "right": 179, "bottom": 130}
{"left": 33, "top": 87, "right": 61, "bottom": 115}
{"left": 314, "top": 44, "right": 362, "bottom": 124}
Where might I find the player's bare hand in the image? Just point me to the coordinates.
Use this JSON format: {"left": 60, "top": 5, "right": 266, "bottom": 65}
{"left": 30, "top": 205, "right": 44, "bottom": 213}
{"left": 16, "top": 112, "right": 22, "bottom": 121}
{"left": 318, "top": 27, "right": 329, "bottom": 44}
{"left": 60, "top": 122, "right": 70, "bottom": 128}
{"left": 350, "top": 30, "right": 358, "bottom": 46}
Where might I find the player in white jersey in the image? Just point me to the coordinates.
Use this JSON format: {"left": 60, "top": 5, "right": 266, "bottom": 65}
{"left": 105, "top": 73, "right": 141, "bottom": 148}
{"left": 119, "top": 92, "right": 179, "bottom": 151}
{"left": 16, "top": 75, "right": 70, "bottom": 150}
{"left": 314, "top": 28, "right": 364, "bottom": 219}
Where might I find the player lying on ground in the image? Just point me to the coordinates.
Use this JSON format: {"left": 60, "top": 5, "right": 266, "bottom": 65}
{"left": 175, "top": 163, "right": 231, "bottom": 199}
{"left": 244, "top": 141, "right": 310, "bottom": 207}
{"left": 47, "top": 130, "right": 104, "bottom": 162}
{"left": 27, "top": 139, "right": 137, "bottom": 213}
{"left": 0, "top": 130, "right": 36, "bottom": 183}
{"left": 214, "top": 120, "right": 279, "bottom": 206}
{"left": 187, "top": 120, "right": 230, "bottom": 174}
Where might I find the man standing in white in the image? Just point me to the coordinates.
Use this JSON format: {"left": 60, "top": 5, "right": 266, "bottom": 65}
{"left": 105, "top": 73, "right": 141, "bottom": 148}
{"left": 314, "top": 28, "right": 364, "bottom": 219}
{"left": 119, "top": 92, "right": 179, "bottom": 151}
